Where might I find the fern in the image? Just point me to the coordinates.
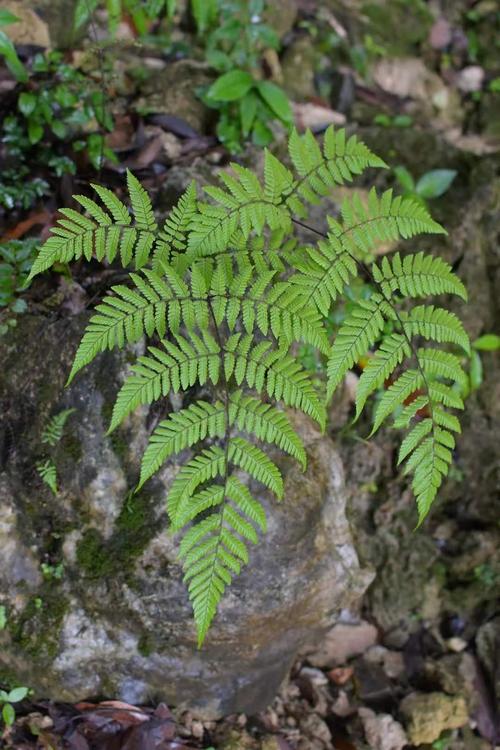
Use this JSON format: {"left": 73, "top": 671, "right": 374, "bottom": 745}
{"left": 36, "top": 459, "right": 58, "bottom": 495}
{"left": 41, "top": 408, "right": 75, "bottom": 445}
{"left": 30, "top": 125, "right": 469, "bottom": 642}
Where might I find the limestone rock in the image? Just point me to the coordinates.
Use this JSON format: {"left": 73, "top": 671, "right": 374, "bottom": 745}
{"left": 281, "top": 36, "right": 317, "bottom": 101}
{"left": 136, "top": 60, "right": 214, "bottom": 132}
{"left": 306, "top": 620, "right": 378, "bottom": 667}
{"left": 1, "top": 2, "right": 50, "bottom": 47}
{"left": 2, "top": 0, "right": 83, "bottom": 49}
{"left": 0, "top": 313, "right": 372, "bottom": 717}
{"left": 400, "top": 692, "right": 468, "bottom": 745}
{"left": 358, "top": 707, "right": 407, "bottom": 750}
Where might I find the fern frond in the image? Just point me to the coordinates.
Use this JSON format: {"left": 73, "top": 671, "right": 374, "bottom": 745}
{"left": 66, "top": 268, "right": 190, "bottom": 384}
{"left": 28, "top": 179, "right": 157, "bottom": 279}
{"left": 207, "top": 262, "right": 330, "bottom": 353}
{"left": 137, "top": 400, "right": 226, "bottom": 489}
{"left": 109, "top": 332, "right": 220, "bottom": 432}
{"left": 41, "top": 408, "right": 75, "bottom": 446}
{"left": 291, "top": 235, "right": 358, "bottom": 316}
{"left": 229, "top": 390, "right": 307, "bottom": 469}
{"left": 327, "top": 295, "right": 388, "bottom": 398}
{"left": 169, "top": 446, "right": 226, "bottom": 526}
{"left": 371, "top": 369, "right": 424, "bottom": 435}
{"left": 188, "top": 155, "right": 292, "bottom": 256}
{"left": 155, "top": 181, "right": 197, "bottom": 269}
{"left": 226, "top": 335, "right": 325, "bottom": 428}
{"left": 373, "top": 251, "right": 467, "bottom": 300}
{"left": 228, "top": 436, "right": 284, "bottom": 498}
{"left": 402, "top": 305, "right": 470, "bottom": 353}
{"left": 286, "top": 127, "right": 387, "bottom": 214}
{"left": 355, "top": 334, "right": 411, "bottom": 418}
{"left": 328, "top": 189, "right": 445, "bottom": 257}
{"left": 36, "top": 459, "right": 58, "bottom": 495}
{"left": 126, "top": 170, "right": 158, "bottom": 232}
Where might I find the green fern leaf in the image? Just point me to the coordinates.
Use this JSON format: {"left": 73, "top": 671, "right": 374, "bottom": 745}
{"left": 355, "top": 334, "right": 411, "bottom": 418}
{"left": 373, "top": 251, "right": 467, "bottom": 300}
{"left": 109, "top": 332, "right": 220, "bottom": 432}
{"left": 41, "top": 408, "right": 76, "bottom": 446}
{"left": 229, "top": 390, "right": 306, "bottom": 468}
{"left": 327, "top": 295, "right": 387, "bottom": 398}
{"left": 137, "top": 400, "right": 226, "bottom": 489}
{"left": 402, "top": 305, "right": 470, "bottom": 353}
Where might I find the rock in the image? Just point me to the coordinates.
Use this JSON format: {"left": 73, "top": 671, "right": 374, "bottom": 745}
{"left": 476, "top": 616, "right": 500, "bottom": 708}
{"left": 1, "top": 2, "right": 50, "bottom": 47}
{"left": 429, "top": 18, "right": 453, "bottom": 50}
{"left": 456, "top": 66, "right": 485, "bottom": 93}
{"left": 364, "top": 646, "right": 405, "bottom": 680}
{"left": 2, "top": 0, "right": 83, "bottom": 48}
{"left": 299, "top": 714, "right": 331, "bottom": 745}
{"left": 358, "top": 707, "right": 407, "bottom": 750}
{"left": 372, "top": 58, "right": 463, "bottom": 130}
{"left": 281, "top": 36, "right": 318, "bottom": 101}
{"left": 360, "top": 0, "right": 432, "bottom": 57}
{"left": 218, "top": 729, "right": 257, "bottom": 750}
{"left": 0, "top": 314, "right": 372, "bottom": 717}
{"left": 136, "top": 60, "right": 214, "bottom": 132}
{"left": 264, "top": 0, "right": 298, "bottom": 39}
{"left": 292, "top": 102, "right": 346, "bottom": 132}
{"left": 306, "top": 620, "right": 378, "bottom": 667}
{"left": 400, "top": 692, "right": 468, "bottom": 745}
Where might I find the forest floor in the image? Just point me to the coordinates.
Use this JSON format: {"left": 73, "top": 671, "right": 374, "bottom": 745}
{"left": 0, "top": 1, "right": 499, "bottom": 749}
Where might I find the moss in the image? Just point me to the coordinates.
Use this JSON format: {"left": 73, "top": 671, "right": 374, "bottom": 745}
{"left": 76, "top": 491, "right": 163, "bottom": 579}
{"left": 137, "top": 634, "right": 154, "bottom": 657}
{"left": 59, "top": 432, "right": 83, "bottom": 463}
{"left": 9, "top": 589, "right": 68, "bottom": 661}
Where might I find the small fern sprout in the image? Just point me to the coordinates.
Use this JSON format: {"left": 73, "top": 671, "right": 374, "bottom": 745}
{"left": 30, "top": 125, "right": 468, "bottom": 642}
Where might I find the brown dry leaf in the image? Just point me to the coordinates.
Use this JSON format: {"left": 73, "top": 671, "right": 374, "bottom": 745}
{"left": 1, "top": 209, "right": 53, "bottom": 242}
{"left": 292, "top": 102, "right": 345, "bottom": 132}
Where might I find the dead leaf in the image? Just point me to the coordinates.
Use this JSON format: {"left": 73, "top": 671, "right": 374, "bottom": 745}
{"left": 292, "top": 102, "right": 345, "bottom": 132}
{"left": 1, "top": 209, "right": 53, "bottom": 241}
{"left": 146, "top": 114, "right": 200, "bottom": 139}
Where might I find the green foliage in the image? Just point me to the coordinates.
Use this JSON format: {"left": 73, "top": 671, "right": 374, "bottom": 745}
{"left": 198, "top": 0, "right": 291, "bottom": 151}
{"left": 1, "top": 50, "right": 115, "bottom": 202}
{"left": 0, "top": 239, "right": 39, "bottom": 309}
{"left": 75, "top": 0, "right": 174, "bottom": 36}
{"left": 394, "top": 166, "right": 457, "bottom": 204}
{"left": 36, "top": 409, "right": 76, "bottom": 495}
{"left": 0, "top": 8, "right": 27, "bottom": 82}
{"left": 0, "top": 686, "right": 29, "bottom": 727}
{"left": 30, "top": 125, "right": 468, "bottom": 643}
{"left": 0, "top": 239, "right": 39, "bottom": 336}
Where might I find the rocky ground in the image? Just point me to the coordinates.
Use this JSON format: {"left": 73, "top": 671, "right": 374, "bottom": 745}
{"left": 0, "top": 1, "right": 499, "bottom": 748}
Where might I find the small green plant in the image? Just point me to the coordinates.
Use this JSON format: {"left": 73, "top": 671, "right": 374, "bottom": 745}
{"left": 0, "top": 239, "right": 39, "bottom": 310}
{"left": 75, "top": 0, "right": 176, "bottom": 37}
{"left": 0, "top": 686, "right": 29, "bottom": 727}
{"left": 41, "top": 562, "right": 64, "bottom": 580}
{"left": 394, "top": 166, "right": 457, "bottom": 204}
{"left": 30, "top": 126, "right": 468, "bottom": 645}
{"left": 200, "top": 0, "right": 292, "bottom": 151}
{"left": 1, "top": 50, "right": 115, "bottom": 203}
{"left": 0, "top": 238, "right": 39, "bottom": 336}
{"left": 36, "top": 409, "right": 76, "bottom": 494}
{"left": 0, "top": 605, "right": 6, "bottom": 630}
{"left": 461, "top": 333, "right": 500, "bottom": 395}
{"left": 0, "top": 8, "right": 27, "bottom": 82}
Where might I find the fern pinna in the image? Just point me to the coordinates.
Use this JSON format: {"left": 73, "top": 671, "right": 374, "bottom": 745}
{"left": 29, "top": 127, "right": 468, "bottom": 644}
